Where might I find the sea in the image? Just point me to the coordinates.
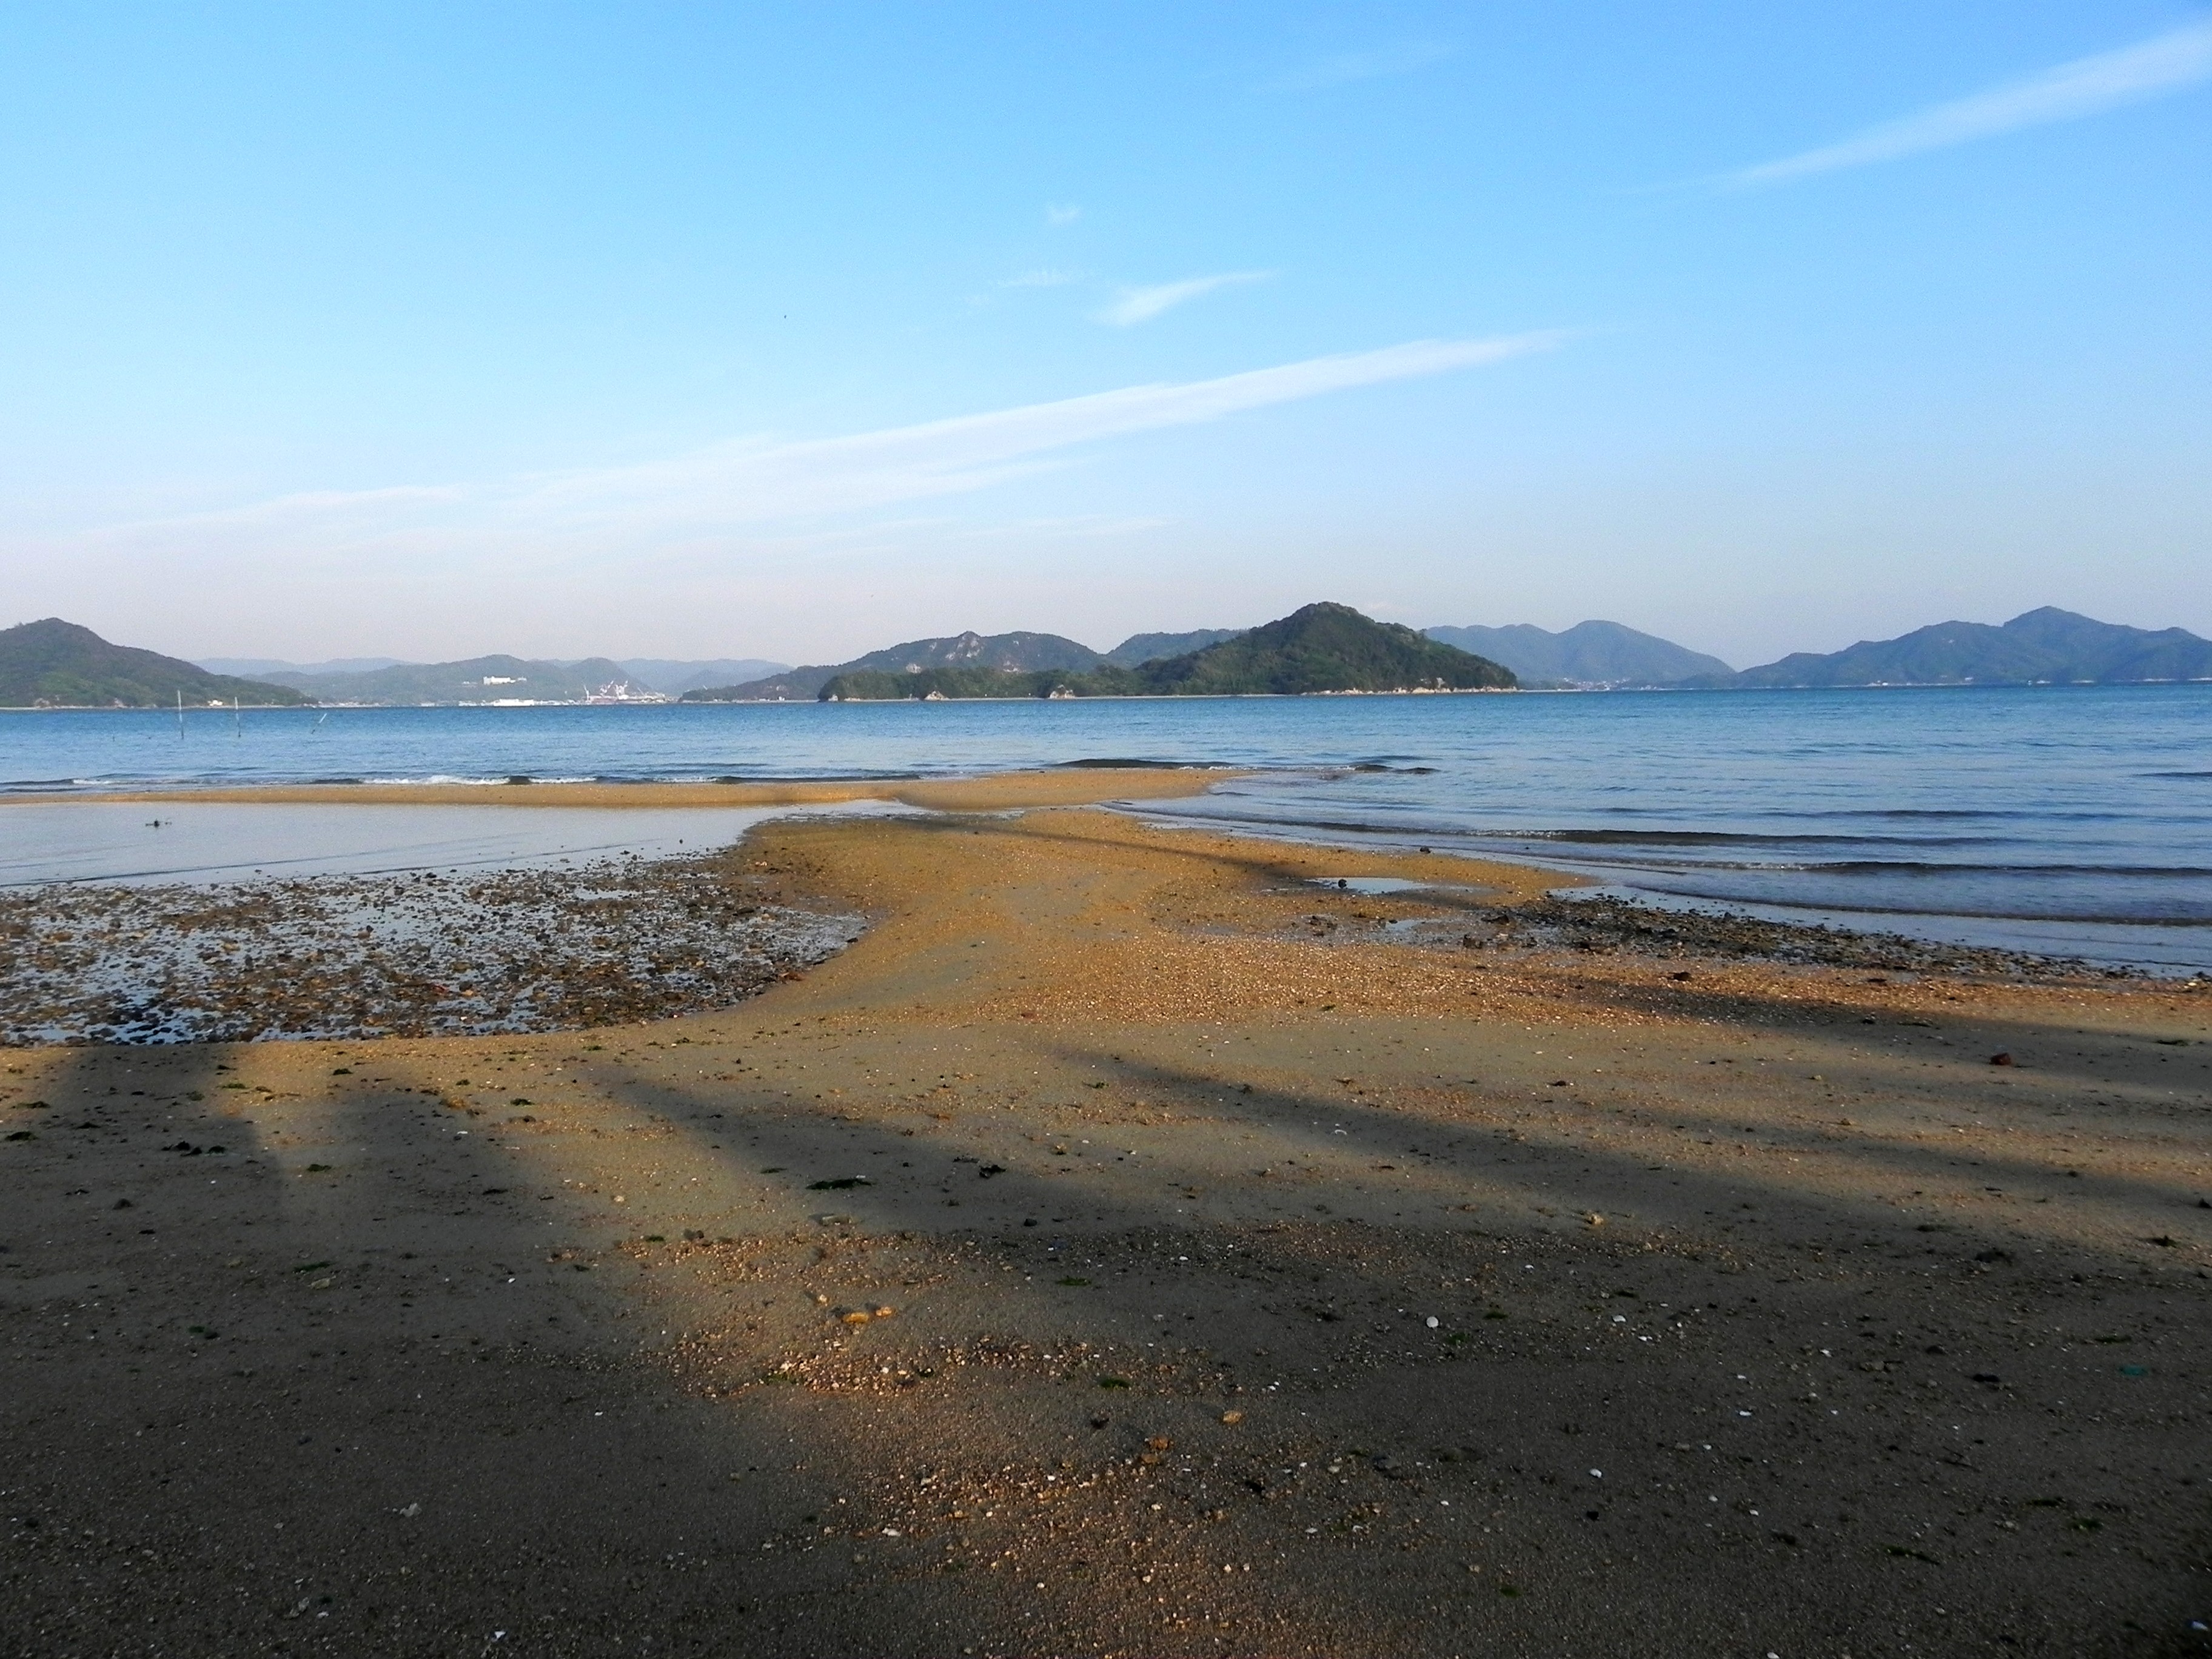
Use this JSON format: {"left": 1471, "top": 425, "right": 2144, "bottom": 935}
{"left": 2, "top": 686, "right": 2207, "bottom": 974}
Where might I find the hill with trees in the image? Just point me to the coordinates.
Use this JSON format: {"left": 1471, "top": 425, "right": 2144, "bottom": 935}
{"left": 687, "top": 630, "right": 1103, "bottom": 701}
{"left": 0, "top": 618, "right": 308, "bottom": 708}
{"left": 1101, "top": 628, "right": 1245, "bottom": 668}
{"left": 816, "top": 603, "right": 1515, "bottom": 699}
{"left": 1717, "top": 608, "right": 2212, "bottom": 687}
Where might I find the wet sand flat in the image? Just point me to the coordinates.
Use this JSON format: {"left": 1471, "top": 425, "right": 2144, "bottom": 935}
{"left": 33, "top": 767, "right": 1244, "bottom": 813}
{"left": 2, "top": 802, "right": 2209, "bottom": 1656}
{"left": 0, "top": 800, "right": 846, "bottom": 888}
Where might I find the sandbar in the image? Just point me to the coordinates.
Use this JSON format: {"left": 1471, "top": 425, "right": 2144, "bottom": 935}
{"left": 2, "top": 798, "right": 2206, "bottom": 1654}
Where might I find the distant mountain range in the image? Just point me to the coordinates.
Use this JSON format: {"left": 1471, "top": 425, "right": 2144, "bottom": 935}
{"left": 692, "top": 618, "right": 1710, "bottom": 700}
{"left": 198, "top": 655, "right": 411, "bottom": 677}
{"left": 19, "top": 603, "right": 2208, "bottom": 711}
{"left": 1422, "top": 620, "right": 1734, "bottom": 687}
{"left": 252, "top": 655, "right": 654, "bottom": 704}
{"left": 1715, "top": 608, "right": 2212, "bottom": 688}
{"left": 812, "top": 604, "right": 1515, "bottom": 700}
{"left": 608, "top": 657, "right": 789, "bottom": 695}
{"left": 257, "top": 607, "right": 2208, "bottom": 705}
{"left": 1, "top": 618, "right": 307, "bottom": 709}
{"left": 206, "top": 654, "right": 788, "bottom": 699}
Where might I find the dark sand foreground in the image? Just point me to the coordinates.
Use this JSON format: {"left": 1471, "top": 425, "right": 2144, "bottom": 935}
{"left": 4, "top": 780, "right": 2209, "bottom": 1657}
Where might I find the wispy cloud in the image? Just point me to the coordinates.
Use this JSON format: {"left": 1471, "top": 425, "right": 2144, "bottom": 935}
{"left": 95, "top": 334, "right": 1566, "bottom": 563}
{"left": 1000, "top": 267, "right": 1079, "bottom": 289}
{"left": 1265, "top": 40, "right": 1455, "bottom": 93}
{"left": 1044, "top": 202, "right": 1082, "bottom": 225}
{"left": 1724, "top": 19, "right": 2212, "bottom": 189}
{"left": 1097, "top": 270, "right": 1273, "bottom": 326}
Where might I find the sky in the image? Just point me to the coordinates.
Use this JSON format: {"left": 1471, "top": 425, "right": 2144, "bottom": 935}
{"left": 1, "top": 2, "right": 2206, "bottom": 669}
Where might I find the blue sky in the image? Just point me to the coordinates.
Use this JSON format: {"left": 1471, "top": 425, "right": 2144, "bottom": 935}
{"left": 2, "top": 3, "right": 2206, "bottom": 666}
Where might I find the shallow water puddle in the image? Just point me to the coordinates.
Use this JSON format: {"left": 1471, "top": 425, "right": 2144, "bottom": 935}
{"left": 1309, "top": 876, "right": 1475, "bottom": 896}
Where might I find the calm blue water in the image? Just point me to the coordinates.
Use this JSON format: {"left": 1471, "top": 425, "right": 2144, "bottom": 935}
{"left": 3, "top": 688, "right": 2207, "bottom": 971}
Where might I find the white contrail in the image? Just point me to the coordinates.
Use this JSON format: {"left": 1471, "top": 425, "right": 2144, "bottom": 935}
{"left": 102, "top": 332, "right": 1568, "bottom": 555}
{"left": 1726, "top": 19, "right": 2212, "bottom": 188}
{"left": 1096, "top": 271, "right": 1273, "bottom": 326}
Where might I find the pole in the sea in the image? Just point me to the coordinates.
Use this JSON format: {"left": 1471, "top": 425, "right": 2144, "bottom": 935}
{"left": 176, "top": 688, "right": 184, "bottom": 739}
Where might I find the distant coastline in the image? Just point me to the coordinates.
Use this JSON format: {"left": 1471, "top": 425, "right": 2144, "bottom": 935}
{"left": 12, "top": 675, "right": 2212, "bottom": 714}
{"left": 11, "top": 603, "right": 2211, "bottom": 708}
{"left": 9, "top": 675, "right": 2212, "bottom": 711}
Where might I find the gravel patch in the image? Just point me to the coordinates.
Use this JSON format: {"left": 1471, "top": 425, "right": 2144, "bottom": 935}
{"left": 0, "top": 853, "right": 860, "bottom": 1045}
{"left": 1465, "top": 893, "right": 2150, "bottom": 980}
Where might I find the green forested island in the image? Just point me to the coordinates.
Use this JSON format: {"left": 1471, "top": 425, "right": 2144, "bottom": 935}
{"left": 0, "top": 619, "right": 307, "bottom": 709}
{"left": 817, "top": 603, "right": 1515, "bottom": 700}
{"left": 686, "top": 628, "right": 1111, "bottom": 702}
{"left": 1706, "top": 607, "right": 2212, "bottom": 688}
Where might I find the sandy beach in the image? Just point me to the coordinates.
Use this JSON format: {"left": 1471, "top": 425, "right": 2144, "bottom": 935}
{"left": 3, "top": 776, "right": 2208, "bottom": 1655}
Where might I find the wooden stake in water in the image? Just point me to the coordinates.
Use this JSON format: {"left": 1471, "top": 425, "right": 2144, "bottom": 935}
{"left": 176, "top": 688, "right": 184, "bottom": 739}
